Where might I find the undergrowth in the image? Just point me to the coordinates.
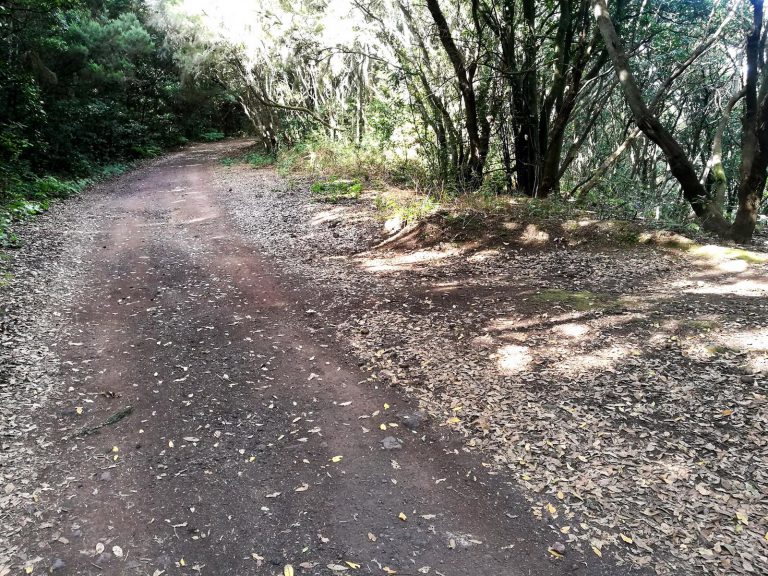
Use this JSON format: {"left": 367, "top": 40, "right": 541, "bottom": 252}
{"left": 220, "top": 151, "right": 276, "bottom": 168}
{"left": 199, "top": 130, "right": 225, "bottom": 142}
{"left": 276, "top": 137, "right": 432, "bottom": 191}
{"left": 374, "top": 194, "right": 439, "bottom": 225}
{"left": 310, "top": 179, "right": 362, "bottom": 203}
{"left": 1, "top": 163, "right": 129, "bottom": 248}
{"left": 261, "top": 138, "right": 766, "bottom": 250}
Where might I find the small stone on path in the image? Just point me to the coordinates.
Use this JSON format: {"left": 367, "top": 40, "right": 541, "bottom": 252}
{"left": 381, "top": 436, "right": 402, "bottom": 450}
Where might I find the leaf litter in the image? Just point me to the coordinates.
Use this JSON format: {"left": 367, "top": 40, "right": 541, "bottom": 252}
{"left": 219, "top": 162, "right": 768, "bottom": 575}
{"left": 1, "top": 145, "right": 766, "bottom": 575}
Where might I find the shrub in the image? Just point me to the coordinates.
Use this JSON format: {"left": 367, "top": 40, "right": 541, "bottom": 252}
{"left": 0, "top": 162, "right": 130, "bottom": 249}
{"left": 27, "top": 176, "right": 80, "bottom": 200}
{"left": 246, "top": 152, "right": 275, "bottom": 168}
{"left": 0, "top": 212, "right": 20, "bottom": 248}
{"left": 374, "top": 194, "right": 438, "bottom": 224}
{"left": 310, "top": 179, "right": 362, "bottom": 203}
{"left": 199, "top": 131, "right": 225, "bottom": 142}
{"left": 276, "top": 136, "right": 428, "bottom": 189}
{"left": 130, "top": 144, "right": 163, "bottom": 158}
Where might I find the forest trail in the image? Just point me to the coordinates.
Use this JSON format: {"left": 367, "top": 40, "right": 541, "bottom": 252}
{"left": 3, "top": 143, "right": 629, "bottom": 576}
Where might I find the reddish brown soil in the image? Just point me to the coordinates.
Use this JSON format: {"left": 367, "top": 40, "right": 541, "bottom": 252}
{"left": 12, "top": 144, "right": 643, "bottom": 576}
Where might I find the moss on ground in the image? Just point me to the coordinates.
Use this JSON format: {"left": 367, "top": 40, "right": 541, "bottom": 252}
{"left": 681, "top": 319, "right": 720, "bottom": 331}
{"left": 534, "top": 288, "right": 616, "bottom": 311}
{"left": 687, "top": 245, "right": 768, "bottom": 264}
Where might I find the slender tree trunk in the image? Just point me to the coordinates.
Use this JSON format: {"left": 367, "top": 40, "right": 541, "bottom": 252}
{"left": 573, "top": 126, "right": 640, "bottom": 198}
{"left": 704, "top": 88, "right": 746, "bottom": 213}
{"left": 559, "top": 81, "right": 615, "bottom": 179}
{"left": 500, "top": 111, "right": 514, "bottom": 194}
{"left": 591, "top": 0, "right": 731, "bottom": 236}
{"left": 732, "top": 0, "right": 767, "bottom": 243}
{"left": 426, "top": 0, "right": 487, "bottom": 188}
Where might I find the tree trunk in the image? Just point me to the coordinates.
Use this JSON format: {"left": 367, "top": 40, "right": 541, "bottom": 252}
{"left": 591, "top": 0, "right": 731, "bottom": 236}
{"left": 732, "top": 0, "right": 766, "bottom": 243}
{"left": 704, "top": 88, "right": 746, "bottom": 214}
{"left": 426, "top": 0, "right": 486, "bottom": 188}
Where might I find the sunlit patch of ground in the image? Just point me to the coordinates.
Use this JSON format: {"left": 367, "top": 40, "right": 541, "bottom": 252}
{"left": 687, "top": 276, "right": 768, "bottom": 296}
{"left": 520, "top": 224, "right": 550, "bottom": 244}
{"left": 687, "top": 244, "right": 768, "bottom": 264}
{"left": 717, "top": 327, "right": 768, "bottom": 372}
{"left": 551, "top": 342, "right": 639, "bottom": 375}
{"left": 466, "top": 248, "right": 500, "bottom": 263}
{"left": 494, "top": 344, "right": 532, "bottom": 374}
{"left": 309, "top": 204, "right": 376, "bottom": 228}
{"left": 553, "top": 322, "right": 591, "bottom": 338}
{"left": 355, "top": 246, "right": 462, "bottom": 272}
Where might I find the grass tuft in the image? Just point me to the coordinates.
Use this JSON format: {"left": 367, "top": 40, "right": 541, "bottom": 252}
{"left": 310, "top": 179, "right": 362, "bottom": 203}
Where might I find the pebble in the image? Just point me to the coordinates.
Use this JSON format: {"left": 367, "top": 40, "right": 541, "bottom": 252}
{"left": 551, "top": 542, "right": 566, "bottom": 554}
{"left": 381, "top": 436, "right": 402, "bottom": 450}
{"left": 400, "top": 411, "right": 425, "bottom": 430}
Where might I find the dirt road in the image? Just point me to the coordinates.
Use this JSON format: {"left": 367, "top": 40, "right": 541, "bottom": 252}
{"left": 1, "top": 143, "right": 637, "bottom": 575}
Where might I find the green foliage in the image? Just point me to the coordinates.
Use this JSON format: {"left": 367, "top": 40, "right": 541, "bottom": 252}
{"left": 374, "top": 194, "right": 438, "bottom": 224}
{"left": 130, "top": 145, "right": 163, "bottom": 159}
{"left": 275, "top": 137, "right": 435, "bottom": 197}
{"left": 366, "top": 97, "right": 398, "bottom": 143}
{"left": 0, "top": 2, "right": 243, "bottom": 176}
{"left": 25, "top": 176, "right": 80, "bottom": 200}
{"left": 0, "top": 162, "right": 130, "bottom": 249}
{"left": 517, "top": 198, "right": 578, "bottom": 221}
{"left": 277, "top": 138, "right": 385, "bottom": 181}
{"left": 0, "top": 213, "right": 20, "bottom": 249}
{"left": 310, "top": 179, "right": 362, "bottom": 203}
{"left": 246, "top": 152, "right": 275, "bottom": 168}
{"left": 200, "top": 131, "right": 226, "bottom": 142}
{"left": 452, "top": 190, "right": 510, "bottom": 215}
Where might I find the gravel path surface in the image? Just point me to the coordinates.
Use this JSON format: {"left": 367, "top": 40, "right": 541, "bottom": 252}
{"left": 0, "top": 142, "right": 637, "bottom": 576}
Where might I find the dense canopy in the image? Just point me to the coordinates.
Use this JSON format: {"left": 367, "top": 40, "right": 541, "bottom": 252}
{"left": 2, "top": 0, "right": 767, "bottom": 242}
